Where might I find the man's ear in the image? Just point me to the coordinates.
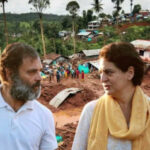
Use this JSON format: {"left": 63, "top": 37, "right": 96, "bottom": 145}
{"left": 127, "top": 66, "right": 134, "bottom": 80}
{"left": 5, "top": 68, "right": 12, "bottom": 82}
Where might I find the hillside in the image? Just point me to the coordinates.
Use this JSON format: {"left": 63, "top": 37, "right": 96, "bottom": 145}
{"left": 119, "top": 21, "right": 150, "bottom": 31}
{"left": 0, "top": 13, "right": 71, "bottom": 22}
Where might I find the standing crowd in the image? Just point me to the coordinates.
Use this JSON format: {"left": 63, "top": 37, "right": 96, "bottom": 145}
{"left": 43, "top": 63, "right": 85, "bottom": 83}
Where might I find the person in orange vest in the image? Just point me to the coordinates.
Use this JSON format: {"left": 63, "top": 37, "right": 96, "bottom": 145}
{"left": 65, "top": 69, "right": 68, "bottom": 78}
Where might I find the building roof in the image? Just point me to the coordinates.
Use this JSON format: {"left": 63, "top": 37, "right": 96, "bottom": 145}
{"left": 139, "top": 10, "right": 150, "bottom": 16}
{"left": 43, "top": 59, "right": 53, "bottom": 64}
{"left": 77, "top": 32, "right": 91, "bottom": 36}
{"left": 88, "top": 20, "right": 101, "bottom": 23}
{"left": 88, "top": 60, "right": 100, "bottom": 70}
{"left": 131, "top": 40, "right": 150, "bottom": 51}
{"left": 82, "top": 49, "right": 101, "bottom": 57}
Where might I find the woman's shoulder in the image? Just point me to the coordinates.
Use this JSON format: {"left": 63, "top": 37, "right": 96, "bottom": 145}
{"left": 84, "top": 99, "right": 98, "bottom": 111}
{"left": 81, "top": 99, "right": 99, "bottom": 119}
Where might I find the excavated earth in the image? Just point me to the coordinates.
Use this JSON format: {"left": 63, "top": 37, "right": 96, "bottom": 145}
{"left": 38, "top": 71, "right": 150, "bottom": 150}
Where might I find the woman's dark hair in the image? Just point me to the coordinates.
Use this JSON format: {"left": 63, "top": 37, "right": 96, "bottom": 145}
{"left": 0, "top": 42, "right": 39, "bottom": 81}
{"left": 99, "top": 42, "right": 145, "bottom": 86}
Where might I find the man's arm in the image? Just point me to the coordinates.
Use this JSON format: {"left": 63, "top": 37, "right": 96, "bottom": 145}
{"left": 40, "top": 110, "right": 58, "bottom": 150}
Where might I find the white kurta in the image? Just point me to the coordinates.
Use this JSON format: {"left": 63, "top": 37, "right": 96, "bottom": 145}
{"left": 72, "top": 100, "right": 132, "bottom": 150}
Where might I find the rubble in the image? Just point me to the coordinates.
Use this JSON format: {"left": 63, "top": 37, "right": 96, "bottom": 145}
{"left": 56, "top": 122, "right": 78, "bottom": 150}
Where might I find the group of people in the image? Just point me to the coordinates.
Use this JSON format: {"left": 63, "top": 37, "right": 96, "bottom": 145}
{"left": 44, "top": 63, "right": 85, "bottom": 83}
{"left": 0, "top": 41, "right": 150, "bottom": 150}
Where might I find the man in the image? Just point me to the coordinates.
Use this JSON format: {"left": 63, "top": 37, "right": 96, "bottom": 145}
{"left": 0, "top": 43, "right": 58, "bottom": 150}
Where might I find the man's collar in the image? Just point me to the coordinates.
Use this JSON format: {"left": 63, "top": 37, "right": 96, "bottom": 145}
{"left": 0, "top": 85, "right": 8, "bottom": 108}
{"left": 0, "top": 91, "right": 8, "bottom": 108}
{"left": 21, "top": 100, "right": 34, "bottom": 110}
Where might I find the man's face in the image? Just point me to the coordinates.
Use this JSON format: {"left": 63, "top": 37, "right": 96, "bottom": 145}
{"left": 10, "top": 57, "right": 42, "bottom": 101}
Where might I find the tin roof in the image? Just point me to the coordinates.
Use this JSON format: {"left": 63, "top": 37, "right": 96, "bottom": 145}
{"left": 131, "top": 40, "right": 150, "bottom": 51}
{"left": 82, "top": 49, "right": 101, "bottom": 57}
{"left": 77, "top": 32, "right": 91, "bottom": 36}
{"left": 88, "top": 60, "right": 100, "bottom": 70}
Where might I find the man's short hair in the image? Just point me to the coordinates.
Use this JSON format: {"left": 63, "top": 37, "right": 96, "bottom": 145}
{"left": 99, "top": 42, "right": 145, "bottom": 86}
{"left": 0, "top": 42, "right": 39, "bottom": 82}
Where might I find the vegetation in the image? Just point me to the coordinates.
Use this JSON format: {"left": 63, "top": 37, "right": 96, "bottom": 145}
{"left": 0, "top": 0, "right": 8, "bottom": 45}
{"left": 28, "top": 0, "right": 50, "bottom": 58}
{"left": 111, "top": 0, "right": 124, "bottom": 24}
{"left": 0, "top": 0, "right": 149, "bottom": 57}
{"left": 122, "top": 26, "right": 150, "bottom": 42}
{"left": 66, "top": 1, "right": 80, "bottom": 54}
{"left": 132, "top": 4, "right": 142, "bottom": 16}
{"left": 0, "top": 13, "right": 70, "bottom": 22}
{"left": 130, "top": 0, "right": 133, "bottom": 13}
{"left": 91, "top": 0, "right": 103, "bottom": 18}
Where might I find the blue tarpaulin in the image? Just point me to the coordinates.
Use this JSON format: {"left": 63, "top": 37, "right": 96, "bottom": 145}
{"left": 88, "top": 38, "right": 92, "bottom": 42}
{"left": 40, "top": 72, "right": 46, "bottom": 79}
{"left": 79, "top": 29, "right": 86, "bottom": 32}
{"left": 78, "top": 64, "right": 89, "bottom": 74}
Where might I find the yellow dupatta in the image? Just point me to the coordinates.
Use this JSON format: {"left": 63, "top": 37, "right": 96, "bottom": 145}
{"left": 87, "top": 86, "right": 150, "bottom": 150}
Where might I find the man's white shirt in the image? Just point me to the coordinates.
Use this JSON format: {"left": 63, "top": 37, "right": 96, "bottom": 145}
{"left": 0, "top": 88, "right": 58, "bottom": 150}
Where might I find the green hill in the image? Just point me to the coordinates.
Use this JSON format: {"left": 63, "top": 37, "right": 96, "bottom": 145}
{"left": 0, "top": 13, "right": 70, "bottom": 22}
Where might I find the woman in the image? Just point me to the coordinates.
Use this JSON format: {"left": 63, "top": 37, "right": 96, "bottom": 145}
{"left": 72, "top": 42, "right": 150, "bottom": 150}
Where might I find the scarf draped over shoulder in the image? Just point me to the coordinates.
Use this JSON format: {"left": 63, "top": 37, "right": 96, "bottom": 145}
{"left": 88, "top": 86, "right": 150, "bottom": 150}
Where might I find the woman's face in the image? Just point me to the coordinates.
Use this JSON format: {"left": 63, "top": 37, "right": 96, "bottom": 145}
{"left": 99, "top": 58, "right": 134, "bottom": 98}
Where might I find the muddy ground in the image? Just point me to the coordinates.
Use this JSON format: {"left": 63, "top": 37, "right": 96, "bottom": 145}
{"left": 38, "top": 71, "right": 150, "bottom": 150}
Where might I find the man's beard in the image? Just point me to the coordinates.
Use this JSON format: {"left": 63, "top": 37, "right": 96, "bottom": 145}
{"left": 10, "top": 74, "right": 41, "bottom": 102}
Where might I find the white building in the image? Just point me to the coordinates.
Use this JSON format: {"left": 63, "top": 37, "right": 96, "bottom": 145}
{"left": 131, "top": 40, "right": 150, "bottom": 58}
{"left": 131, "top": 40, "right": 150, "bottom": 64}
{"left": 88, "top": 20, "right": 101, "bottom": 30}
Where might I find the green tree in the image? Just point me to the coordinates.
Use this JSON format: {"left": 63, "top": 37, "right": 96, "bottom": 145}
{"left": 0, "top": 0, "right": 8, "bottom": 45}
{"left": 91, "top": 0, "right": 103, "bottom": 18}
{"left": 45, "top": 22, "right": 62, "bottom": 53}
{"left": 107, "top": 14, "right": 113, "bottom": 19}
{"left": 132, "top": 4, "right": 141, "bottom": 16}
{"left": 0, "top": 24, "right": 5, "bottom": 50}
{"left": 87, "top": 9, "right": 93, "bottom": 22}
{"left": 82, "top": 10, "right": 87, "bottom": 27}
{"left": 111, "top": 0, "right": 124, "bottom": 23}
{"left": 28, "top": 0, "right": 50, "bottom": 58}
{"left": 122, "top": 26, "right": 145, "bottom": 42}
{"left": 99, "top": 12, "right": 106, "bottom": 19}
{"left": 61, "top": 17, "right": 72, "bottom": 29}
{"left": 130, "top": 0, "right": 133, "bottom": 14}
{"left": 66, "top": 1, "right": 80, "bottom": 54}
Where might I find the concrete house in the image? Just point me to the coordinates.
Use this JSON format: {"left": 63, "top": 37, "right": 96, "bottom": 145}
{"left": 131, "top": 40, "right": 150, "bottom": 64}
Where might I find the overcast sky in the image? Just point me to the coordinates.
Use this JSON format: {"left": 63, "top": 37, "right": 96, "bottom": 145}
{"left": 0, "top": 0, "right": 150, "bottom": 15}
